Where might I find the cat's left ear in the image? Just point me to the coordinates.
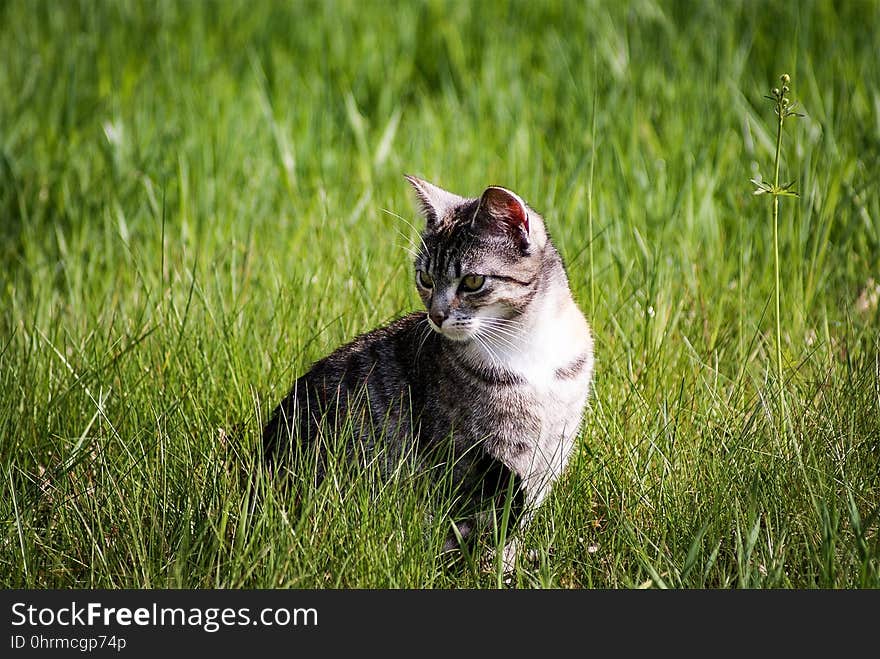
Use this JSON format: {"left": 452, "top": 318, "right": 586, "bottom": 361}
{"left": 405, "top": 175, "right": 466, "bottom": 229}
{"left": 473, "top": 186, "right": 533, "bottom": 249}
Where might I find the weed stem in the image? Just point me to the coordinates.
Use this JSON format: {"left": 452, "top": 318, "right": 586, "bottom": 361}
{"left": 772, "top": 96, "right": 786, "bottom": 438}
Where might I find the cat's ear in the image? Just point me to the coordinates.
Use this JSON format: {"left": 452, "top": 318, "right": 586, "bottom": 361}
{"left": 405, "top": 175, "right": 466, "bottom": 228}
{"left": 473, "top": 186, "right": 532, "bottom": 248}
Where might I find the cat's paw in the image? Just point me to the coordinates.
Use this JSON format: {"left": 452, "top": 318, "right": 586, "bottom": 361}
{"left": 481, "top": 543, "right": 545, "bottom": 575}
{"left": 481, "top": 541, "right": 521, "bottom": 575}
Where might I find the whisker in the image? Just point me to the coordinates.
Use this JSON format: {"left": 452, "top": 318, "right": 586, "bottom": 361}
{"left": 480, "top": 340, "right": 502, "bottom": 372}
{"left": 475, "top": 328, "right": 519, "bottom": 363}
{"left": 477, "top": 321, "right": 526, "bottom": 345}
{"left": 393, "top": 228, "right": 421, "bottom": 259}
{"left": 381, "top": 208, "right": 429, "bottom": 254}
{"left": 393, "top": 229, "right": 419, "bottom": 251}
{"left": 477, "top": 323, "right": 523, "bottom": 341}
{"left": 479, "top": 316, "right": 527, "bottom": 330}
{"left": 472, "top": 332, "right": 501, "bottom": 371}
{"left": 478, "top": 325, "right": 527, "bottom": 342}
{"left": 395, "top": 243, "right": 419, "bottom": 259}
{"left": 479, "top": 315, "right": 526, "bottom": 325}
{"left": 483, "top": 325, "right": 528, "bottom": 350}
{"left": 415, "top": 319, "right": 432, "bottom": 362}
{"left": 479, "top": 328, "right": 521, "bottom": 353}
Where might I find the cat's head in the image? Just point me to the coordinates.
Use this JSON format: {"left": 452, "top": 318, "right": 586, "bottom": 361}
{"left": 405, "top": 175, "right": 553, "bottom": 342}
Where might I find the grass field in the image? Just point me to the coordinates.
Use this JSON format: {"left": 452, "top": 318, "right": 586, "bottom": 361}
{"left": 1, "top": 0, "right": 878, "bottom": 588}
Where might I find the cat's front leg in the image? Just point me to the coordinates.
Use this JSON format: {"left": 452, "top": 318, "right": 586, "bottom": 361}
{"left": 478, "top": 466, "right": 561, "bottom": 574}
{"left": 441, "top": 510, "right": 522, "bottom": 574}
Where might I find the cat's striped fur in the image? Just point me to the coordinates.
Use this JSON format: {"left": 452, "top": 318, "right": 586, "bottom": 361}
{"left": 263, "top": 176, "right": 594, "bottom": 567}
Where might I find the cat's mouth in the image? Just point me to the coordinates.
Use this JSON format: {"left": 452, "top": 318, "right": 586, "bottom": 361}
{"left": 427, "top": 318, "right": 473, "bottom": 342}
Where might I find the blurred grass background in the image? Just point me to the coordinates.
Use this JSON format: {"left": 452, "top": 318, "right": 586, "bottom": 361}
{"left": 1, "top": 0, "right": 878, "bottom": 587}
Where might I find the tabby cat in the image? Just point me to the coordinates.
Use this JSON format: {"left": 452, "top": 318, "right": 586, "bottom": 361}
{"left": 262, "top": 176, "right": 594, "bottom": 568}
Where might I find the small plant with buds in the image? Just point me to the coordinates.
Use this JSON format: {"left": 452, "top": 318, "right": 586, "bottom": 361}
{"left": 751, "top": 74, "right": 804, "bottom": 198}
{"left": 752, "top": 73, "right": 804, "bottom": 438}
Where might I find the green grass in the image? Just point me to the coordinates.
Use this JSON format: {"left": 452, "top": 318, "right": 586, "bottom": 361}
{"left": 1, "top": 0, "right": 878, "bottom": 588}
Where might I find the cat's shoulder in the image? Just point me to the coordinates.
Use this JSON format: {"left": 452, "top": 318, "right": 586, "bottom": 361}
{"left": 353, "top": 311, "right": 428, "bottom": 345}
{"left": 307, "top": 311, "right": 428, "bottom": 370}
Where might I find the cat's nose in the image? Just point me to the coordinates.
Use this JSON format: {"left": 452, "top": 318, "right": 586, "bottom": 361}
{"left": 429, "top": 309, "right": 447, "bottom": 328}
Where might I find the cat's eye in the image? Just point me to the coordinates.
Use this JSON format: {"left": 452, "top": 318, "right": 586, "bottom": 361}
{"left": 460, "top": 274, "right": 486, "bottom": 292}
{"left": 417, "top": 270, "right": 434, "bottom": 289}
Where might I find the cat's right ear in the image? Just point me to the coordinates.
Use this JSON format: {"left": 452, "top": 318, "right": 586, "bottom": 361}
{"left": 404, "top": 175, "right": 466, "bottom": 229}
{"left": 472, "top": 185, "right": 536, "bottom": 252}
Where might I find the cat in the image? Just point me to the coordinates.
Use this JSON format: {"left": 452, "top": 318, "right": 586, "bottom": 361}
{"left": 262, "top": 175, "right": 594, "bottom": 570}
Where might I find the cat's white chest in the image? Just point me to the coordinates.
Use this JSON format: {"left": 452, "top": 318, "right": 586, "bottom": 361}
{"left": 489, "top": 299, "right": 592, "bottom": 391}
{"left": 475, "top": 298, "right": 594, "bottom": 503}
